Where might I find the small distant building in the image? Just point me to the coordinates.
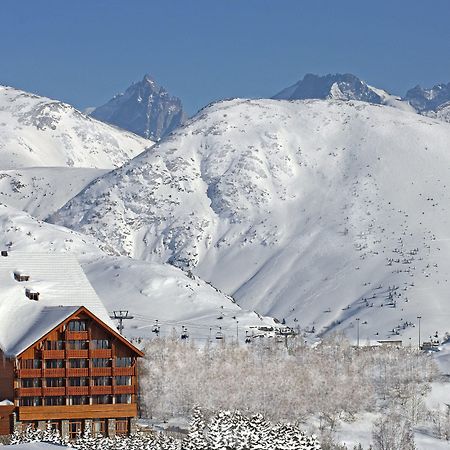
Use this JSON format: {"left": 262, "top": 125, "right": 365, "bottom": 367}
{"left": 376, "top": 339, "right": 403, "bottom": 347}
{"left": 0, "top": 252, "right": 143, "bottom": 439}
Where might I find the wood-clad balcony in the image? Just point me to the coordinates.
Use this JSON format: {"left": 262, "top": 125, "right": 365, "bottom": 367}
{"left": 16, "top": 387, "right": 42, "bottom": 397}
{"left": 113, "top": 385, "right": 135, "bottom": 395}
{"left": 89, "top": 349, "right": 112, "bottom": 358}
{"left": 18, "top": 403, "right": 137, "bottom": 421}
{"left": 66, "top": 331, "right": 88, "bottom": 340}
{"left": 42, "top": 368, "right": 65, "bottom": 378}
{"left": 66, "top": 349, "right": 89, "bottom": 358}
{"left": 18, "top": 368, "right": 42, "bottom": 378}
{"left": 42, "top": 387, "right": 66, "bottom": 396}
{"left": 90, "top": 385, "right": 113, "bottom": 395}
{"left": 41, "top": 349, "right": 65, "bottom": 359}
{"left": 66, "top": 386, "right": 89, "bottom": 396}
{"left": 113, "top": 366, "right": 135, "bottom": 376}
{"left": 90, "top": 367, "right": 112, "bottom": 376}
{"left": 66, "top": 368, "right": 89, "bottom": 377}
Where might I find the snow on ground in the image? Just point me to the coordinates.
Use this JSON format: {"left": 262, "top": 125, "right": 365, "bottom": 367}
{"left": 336, "top": 412, "right": 450, "bottom": 449}
{"left": 83, "top": 256, "right": 276, "bottom": 342}
{"left": 51, "top": 98, "right": 450, "bottom": 344}
{"left": 0, "top": 167, "right": 108, "bottom": 218}
{"left": 0, "top": 85, "right": 151, "bottom": 170}
{"left": 0, "top": 204, "right": 273, "bottom": 342}
{"left": 2, "top": 444, "right": 63, "bottom": 450}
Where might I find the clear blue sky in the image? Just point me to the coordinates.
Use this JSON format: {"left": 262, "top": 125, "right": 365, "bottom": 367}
{"left": 2, "top": 0, "right": 449, "bottom": 114}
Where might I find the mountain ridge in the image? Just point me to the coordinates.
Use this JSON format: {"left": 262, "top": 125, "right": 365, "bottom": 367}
{"left": 90, "top": 74, "right": 187, "bottom": 141}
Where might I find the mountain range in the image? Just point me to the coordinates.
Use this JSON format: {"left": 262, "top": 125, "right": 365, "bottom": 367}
{"left": 272, "top": 73, "right": 450, "bottom": 122}
{"left": 2, "top": 72, "right": 450, "bottom": 344}
{"left": 50, "top": 97, "right": 450, "bottom": 344}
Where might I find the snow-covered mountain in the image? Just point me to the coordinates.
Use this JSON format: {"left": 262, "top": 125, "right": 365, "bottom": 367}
{"left": 405, "top": 82, "right": 450, "bottom": 123}
{"left": 90, "top": 74, "right": 187, "bottom": 141}
{"left": 0, "top": 202, "right": 273, "bottom": 340}
{"left": 0, "top": 85, "right": 150, "bottom": 169}
{"left": 0, "top": 167, "right": 109, "bottom": 219}
{"left": 273, "top": 73, "right": 412, "bottom": 111}
{"left": 51, "top": 98, "right": 450, "bottom": 344}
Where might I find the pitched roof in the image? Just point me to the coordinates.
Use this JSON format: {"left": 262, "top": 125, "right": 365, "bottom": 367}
{"left": 0, "top": 251, "right": 117, "bottom": 357}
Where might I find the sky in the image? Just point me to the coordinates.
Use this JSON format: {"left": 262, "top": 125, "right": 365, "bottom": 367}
{"left": 1, "top": 0, "right": 450, "bottom": 115}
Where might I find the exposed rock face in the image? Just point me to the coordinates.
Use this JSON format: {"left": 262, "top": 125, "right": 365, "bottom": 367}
{"left": 272, "top": 73, "right": 385, "bottom": 103}
{"left": 90, "top": 74, "right": 187, "bottom": 140}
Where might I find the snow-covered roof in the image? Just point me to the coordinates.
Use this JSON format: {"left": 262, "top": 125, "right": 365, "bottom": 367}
{"left": 0, "top": 251, "right": 116, "bottom": 357}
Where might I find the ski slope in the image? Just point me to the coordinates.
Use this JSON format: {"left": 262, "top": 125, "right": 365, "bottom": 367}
{"left": 51, "top": 98, "right": 450, "bottom": 343}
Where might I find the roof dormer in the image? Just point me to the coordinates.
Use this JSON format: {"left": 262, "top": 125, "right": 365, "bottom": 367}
{"left": 14, "top": 271, "right": 30, "bottom": 282}
{"left": 25, "top": 288, "right": 39, "bottom": 301}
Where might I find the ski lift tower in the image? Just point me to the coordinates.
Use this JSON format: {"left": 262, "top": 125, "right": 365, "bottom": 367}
{"left": 110, "top": 310, "right": 134, "bottom": 335}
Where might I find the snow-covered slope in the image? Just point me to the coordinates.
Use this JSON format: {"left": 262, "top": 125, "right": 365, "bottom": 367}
{"left": 0, "top": 85, "right": 151, "bottom": 169}
{"left": 90, "top": 74, "right": 186, "bottom": 141}
{"left": 51, "top": 98, "right": 450, "bottom": 343}
{"left": 0, "top": 203, "right": 272, "bottom": 340}
{"left": 0, "top": 167, "right": 108, "bottom": 218}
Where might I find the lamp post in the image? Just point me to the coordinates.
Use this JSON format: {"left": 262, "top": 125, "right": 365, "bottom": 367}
{"left": 417, "top": 316, "right": 422, "bottom": 350}
{"left": 356, "top": 318, "right": 360, "bottom": 347}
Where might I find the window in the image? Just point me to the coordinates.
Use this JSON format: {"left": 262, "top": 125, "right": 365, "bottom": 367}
{"left": 46, "top": 340, "right": 64, "bottom": 350}
{"left": 115, "top": 394, "right": 131, "bottom": 404}
{"left": 45, "top": 359, "right": 64, "bottom": 369}
{"left": 46, "top": 378, "right": 65, "bottom": 387}
{"left": 20, "top": 398, "right": 41, "bottom": 406}
{"left": 92, "top": 358, "right": 110, "bottom": 368}
{"left": 115, "top": 376, "right": 131, "bottom": 386}
{"left": 93, "top": 377, "right": 112, "bottom": 386}
{"left": 92, "top": 395, "right": 112, "bottom": 405}
{"left": 115, "top": 419, "right": 129, "bottom": 435}
{"left": 68, "top": 320, "right": 87, "bottom": 332}
{"left": 22, "top": 378, "right": 41, "bottom": 388}
{"left": 44, "top": 397, "right": 64, "bottom": 406}
{"left": 22, "top": 359, "right": 41, "bottom": 369}
{"left": 69, "top": 421, "right": 82, "bottom": 440}
{"left": 69, "top": 359, "right": 89, "bottom": 368}
{"left": 68, "top": 396, "right": 89, "bottom": 405}
{"left": 67, "top": 340, "right": 88, "bottom": 350}
{"left": 93, "top": 419, "right": 106, "bottom": 436}
{"left": 115, "top": 357, "right": 131, "bottom": 367}
{"left": 91, "top": 339, "right": 110, "bottom": 349}
{"left": 69, "top": 377, "right": 89, "bottom": 386}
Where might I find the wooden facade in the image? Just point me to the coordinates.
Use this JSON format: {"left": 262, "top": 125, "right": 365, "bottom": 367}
{"left": 0, "top": 306, "right": 143, "bottom": 438}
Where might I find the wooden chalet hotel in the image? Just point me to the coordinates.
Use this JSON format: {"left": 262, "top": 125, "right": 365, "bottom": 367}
{"left": 0, "top": 252, "right": 143, "bottom": 439}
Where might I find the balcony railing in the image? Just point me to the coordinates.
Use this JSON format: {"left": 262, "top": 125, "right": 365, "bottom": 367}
{"left": 113, "top": 385, "right": 135, "bottom": 395}
{"left": 42, "top": 368, "right": 65, "bottom": 377}
{"left": 89, "top": 349, "right": 112, "bottom": 358}
{"left": 90, "top": 385, "right": 113, "bottom": 395}
{"left": 66, "top": 386, "right": 89, "bottom": 396}
{"left": 90, "top": 367, "right": 112, "bottom": 376}
{"left": 66, "top": 331, "right": 88, "bottom": 340}
{"left": 66, "top": 349, "right": 89, "bottom": 358}
{"left": 18, "top": 368, "right": 42, "bottom": 378}
{"left": 16, "top": 387, "right": 42, "bottom": 397}
{"left": 42, "top": 387, "right": 66, "bottom": 396}
{"left": 41, "top": 349, "right": 65, "bottom": 359}
{"left": 113, "top": 366, "right": 135, "bottom": 376}
{"left": 66, "top": 368, "right": 89, "bottom": 377}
